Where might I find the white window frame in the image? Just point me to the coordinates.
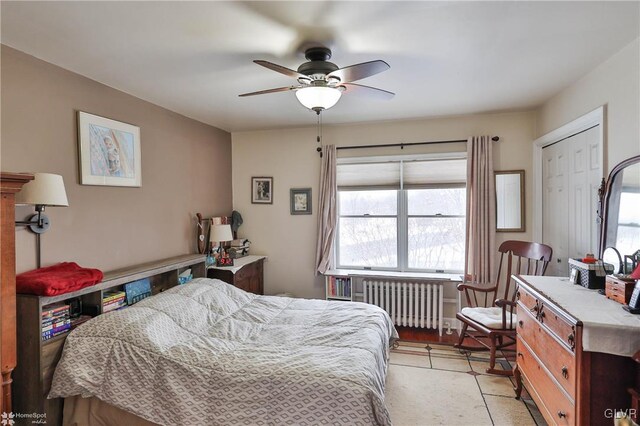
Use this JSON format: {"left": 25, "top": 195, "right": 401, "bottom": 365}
{"left": 335, "top": 153, "right": 467, "bottom": 273}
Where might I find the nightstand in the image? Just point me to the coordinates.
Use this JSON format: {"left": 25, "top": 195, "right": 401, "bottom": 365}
{"left": 207, "top": 255, "right": 266, "bottom": 295}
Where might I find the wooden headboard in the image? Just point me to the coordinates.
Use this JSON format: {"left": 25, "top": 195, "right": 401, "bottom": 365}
{"left": 13, "top": 254, "right": 206, "bottom": 426}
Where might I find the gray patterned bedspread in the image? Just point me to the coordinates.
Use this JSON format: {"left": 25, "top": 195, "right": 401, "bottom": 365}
{"left": 49, "top": 278, "right": 398, "bottom": 425}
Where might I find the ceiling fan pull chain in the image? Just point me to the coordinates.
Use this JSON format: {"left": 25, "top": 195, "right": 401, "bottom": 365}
{"left": 316, "top": 111, "right": 323, "bottom": 158}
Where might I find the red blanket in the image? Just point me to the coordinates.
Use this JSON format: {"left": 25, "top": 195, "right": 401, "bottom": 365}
{"left": 17, "top": 262, "right": 103, "bottom": 296}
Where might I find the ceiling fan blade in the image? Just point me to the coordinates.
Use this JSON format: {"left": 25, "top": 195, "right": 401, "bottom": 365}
{"left": 341, "top": 83, "right": 395, "bottom": 100}
{"left": 327, "top": 60, "right": 390, "bottom": 83}
{"left": 239, "top": 86, "right": 299, "bottom": 97}
{"left": 254, "top": 60, "right": 310, "bottom": 80}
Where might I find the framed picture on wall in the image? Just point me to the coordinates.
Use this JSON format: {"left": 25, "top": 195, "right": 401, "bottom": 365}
{"left": 290, "top": 188, "right": 312, "bottom": 215}
{"left": 251, "top": 177, "right": 273, "bottom": 204}
{"left": 78, "top": 111, "right": 142, "bottom": 187}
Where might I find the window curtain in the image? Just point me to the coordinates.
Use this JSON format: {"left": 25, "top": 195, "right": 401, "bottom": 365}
{"left": 464, "top": 136, "right": 496, "bottom": 285}
{"left": 315, "top": 144, "right": 337, "bottom": 275}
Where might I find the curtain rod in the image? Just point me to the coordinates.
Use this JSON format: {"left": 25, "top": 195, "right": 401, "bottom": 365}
{"left": 316, "top": 136, "right": 499, "bottom": 155}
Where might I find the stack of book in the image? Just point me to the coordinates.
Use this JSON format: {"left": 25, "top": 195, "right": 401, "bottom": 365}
{"left": 228, "top": 238, "right": 250, "bottom": 259}
{"left": 328, "top": 276, "right": 351, "bottom": 298}
{"left": 102, "top": 290, "right": 127, "bottom": 313}
{"left": 42, "top": 304, "right": 70, "bottom": 341}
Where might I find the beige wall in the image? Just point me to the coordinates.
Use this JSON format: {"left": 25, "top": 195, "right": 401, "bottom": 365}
{"left": 1, "top": 46, "right": 232, "bottom": 273}
{"left": 232, "top": 111, "right": 537, "bottom": 299}
{"left": 537, "top": 37, "right": 640, "bottom": 171}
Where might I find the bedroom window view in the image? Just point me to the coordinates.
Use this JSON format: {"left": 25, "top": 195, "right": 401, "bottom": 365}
{"left": 407, "top": 187, "right": 466, "bottom": 271}
{"left": 338, "top": 190, "right": 398, "bottom": 268}
{"left": 336, "top": 157, "right": 467, "bottom": 273}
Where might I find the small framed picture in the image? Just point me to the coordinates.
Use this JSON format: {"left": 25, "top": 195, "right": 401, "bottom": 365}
{"left": 251, "top": 177, "right": 273, "bottom": 204}
{"left": 290, "top": 188, "right": 312, "bottom": 215}
{"left": 569, "top": 268, "right": 579, "bottom": 284}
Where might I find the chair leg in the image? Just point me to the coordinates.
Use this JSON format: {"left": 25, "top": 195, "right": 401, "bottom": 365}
{"left": 488, "top": 335, "right": 497, "bottom": 370}
{"left": 454, "top": 323, "right": 468, "bottom": 349}
{"left": 485, "top": 335, "right": 514, "bottom": 376}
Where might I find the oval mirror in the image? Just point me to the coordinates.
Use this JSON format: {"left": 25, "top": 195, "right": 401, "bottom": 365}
{"left": 599, "top": 155, "right": 640, "bottom": 269}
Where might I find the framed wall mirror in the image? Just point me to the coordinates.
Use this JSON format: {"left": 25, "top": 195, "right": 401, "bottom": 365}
{"left": 495, "top": 170, "right": 525, "bottom": 232}
{"left": 599, "top": 155, "right": 640, "bottom": 273}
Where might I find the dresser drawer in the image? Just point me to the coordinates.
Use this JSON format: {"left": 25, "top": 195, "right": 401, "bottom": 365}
{"left": 538, "top": 303, "right": 576, "bottom": 352}
{"left": 517, "top": 303, "right": 576, "bottom": 400}
{"left": 517, "top": 286, "right": 577, "bottom": 352}
{"left": 517, "top": 286, "right": 538, "bottom": 311}
{"left": 518, "top": 337, "right": 575, "bottom": 425}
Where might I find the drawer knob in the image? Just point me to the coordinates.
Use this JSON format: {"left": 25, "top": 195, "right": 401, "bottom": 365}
{"left": 518, "top": 320, "right": 523, "bottom": 327}
{"left": 517, "top": 352, "right": 524, "bottom": 358}
{"left": 516, "top": 291, "right": 521, "bottom": 300}
{"left": 567, "top": 332, "right": 575, "bottom": 349}
{"left": 561, "top": 366, "right": 569, "bottom": 379}
{"left": 557, "top": 411, "right": 567, "bottom": 418}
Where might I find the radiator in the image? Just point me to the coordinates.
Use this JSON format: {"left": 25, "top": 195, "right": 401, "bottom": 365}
{"left": 363, "top": 280, "right": 444, "bottom": 336}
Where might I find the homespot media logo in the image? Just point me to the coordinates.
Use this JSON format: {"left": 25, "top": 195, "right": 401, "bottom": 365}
{"left": 1, "top": 412, "right": 47, "bottom": 425}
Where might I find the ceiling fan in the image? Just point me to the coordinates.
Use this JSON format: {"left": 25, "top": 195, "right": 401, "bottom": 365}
{"left": 239, "top": 47, "right": 394, "bottom": 113}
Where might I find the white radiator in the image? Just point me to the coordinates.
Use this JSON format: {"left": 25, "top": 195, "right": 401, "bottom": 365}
{"left": 363, "top": 280, "right": 444, "bottom": 336}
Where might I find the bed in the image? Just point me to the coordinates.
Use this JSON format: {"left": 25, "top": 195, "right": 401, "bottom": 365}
{"left": 49, "top": 278, "right": 398, "bottom": 425}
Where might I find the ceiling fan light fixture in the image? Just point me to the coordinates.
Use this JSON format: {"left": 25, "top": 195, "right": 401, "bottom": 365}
{"left": 295, "top": 86, "right": 342, "bottom": 111}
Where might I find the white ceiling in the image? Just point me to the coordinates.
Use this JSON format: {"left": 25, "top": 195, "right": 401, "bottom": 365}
{"left": 2, "top": 1, "right": 638, "bottom": 132}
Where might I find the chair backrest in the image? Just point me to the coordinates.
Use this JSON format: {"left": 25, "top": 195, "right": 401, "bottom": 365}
{"left": 494, "top": 240, "right": 553, "bottom": 305}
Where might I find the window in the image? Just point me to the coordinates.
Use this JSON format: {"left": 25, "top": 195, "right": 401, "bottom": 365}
{"left": 336, "top": 155, "right": 466, "bottom": 273}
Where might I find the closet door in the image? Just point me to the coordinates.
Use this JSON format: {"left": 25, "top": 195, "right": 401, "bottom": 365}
{"left": 543, "top": 141, "right": 569, "bottom": 276}
{"left": 542, "top": 127, "right": 602, "bottom": 276}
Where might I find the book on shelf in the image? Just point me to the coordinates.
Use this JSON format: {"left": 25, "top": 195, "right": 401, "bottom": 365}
{"left": 42, "top": 324, "right": 71, "bottom": 341}
{"left": 103, "top": 300, "right": 127, "bottom": 313}
{"left": 42, "top": 318, "right": 70, "bottom": 332}
{"left": 124, "top": 278, "right": 152, "bottom": 305}
{"left": 102, "top": 290, "right": 126, "bottom": 303}
{"left": 328, "top": 276, "right": 351, "bottom": 298}
{"left": 42, "top": 303, "right": 70, "bottom": 319}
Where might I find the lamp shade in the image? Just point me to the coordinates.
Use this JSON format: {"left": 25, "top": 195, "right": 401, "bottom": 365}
{"left": 16, "top": 173, "right": 69, "bottom": 207}
{"left": 295, "top": 86, "right": 342, "bottom": 111}
{"left": 210, "top": 224, "right": 233, "bottom": 243}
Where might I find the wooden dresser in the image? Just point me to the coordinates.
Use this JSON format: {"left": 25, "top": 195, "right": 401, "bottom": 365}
{"left": 207, "top": 255, "right": 265, "bottom": 295}
{"left": 514, "top": 275, "right": 639, "bottom": 425}
{"left": 0, "top": 172, "right": 34, "bottom": 414}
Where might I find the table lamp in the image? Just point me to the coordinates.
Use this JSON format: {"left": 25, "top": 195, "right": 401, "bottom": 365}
{"left": 209, "top": 224, "right": 233, "bottom": 256}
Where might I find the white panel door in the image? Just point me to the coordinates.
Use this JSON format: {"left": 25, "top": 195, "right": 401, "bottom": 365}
{"left": 542, "top": 127, "right": 602, "bottom": 276}
{"left": 543, "top": 141, "right": 569, "bottom": 276}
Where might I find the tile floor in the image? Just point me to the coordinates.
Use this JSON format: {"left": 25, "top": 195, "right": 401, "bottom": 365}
{"left": 385, "top": 341, "right": 546, "bottom": 426}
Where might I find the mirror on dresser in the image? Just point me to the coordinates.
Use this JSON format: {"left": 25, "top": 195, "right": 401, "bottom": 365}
{"left": 599, "top": 154, "right": 640, "bottom": 274}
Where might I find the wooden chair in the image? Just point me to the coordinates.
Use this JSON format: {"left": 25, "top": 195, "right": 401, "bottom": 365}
{"left": 455, "top": 240, "right": 553, "bottom": 375}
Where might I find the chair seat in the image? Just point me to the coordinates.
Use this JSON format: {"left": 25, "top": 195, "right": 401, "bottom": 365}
{"left": 460, "top": 307, "right": 517, "bottom": 330}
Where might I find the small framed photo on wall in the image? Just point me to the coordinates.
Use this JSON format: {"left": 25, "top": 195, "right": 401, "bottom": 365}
{"left": 290, "top": 188, "right": 312, "bottom": 215}
{"left": 251, "top": 177, "right": 273, "bottom": 204}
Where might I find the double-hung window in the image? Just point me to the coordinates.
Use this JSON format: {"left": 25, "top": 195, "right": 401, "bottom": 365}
{"left": 336, "top": 154, "right": 466, "bottom": 273}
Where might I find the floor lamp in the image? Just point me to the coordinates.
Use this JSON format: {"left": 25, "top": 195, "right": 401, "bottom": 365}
{"left": 15, "top": 173, "right": 69, "bottom": 268}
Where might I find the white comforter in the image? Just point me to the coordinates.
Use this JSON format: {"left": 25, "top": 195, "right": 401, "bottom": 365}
{"left": 50, "top": 278, "right": 398, "bottom": 425}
